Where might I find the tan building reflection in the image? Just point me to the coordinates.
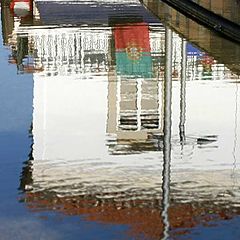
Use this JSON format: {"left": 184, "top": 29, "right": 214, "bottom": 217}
{"left": 106, "top": 24, "right": 165, "bottom": 154}
{"left": 107, "top": 76, "right": 164, "bottom": 154}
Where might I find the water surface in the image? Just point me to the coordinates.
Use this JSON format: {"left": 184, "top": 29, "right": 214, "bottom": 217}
{"left": 1, "top": 0, "right": 240, "bottom": 239}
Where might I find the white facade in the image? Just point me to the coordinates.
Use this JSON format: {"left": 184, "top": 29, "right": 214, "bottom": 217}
{"left": 17, "top": 26, "right": 240, "bottom": 205}
{"left": 29, "top": 27, "right": 111, "bottom": 78}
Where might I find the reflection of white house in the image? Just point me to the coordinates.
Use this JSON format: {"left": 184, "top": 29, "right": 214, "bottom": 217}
{"left": 30, "top": 70, "right": 240, "bottom": 205}
{"left": 20, "top": 25, "right": 240, "bottom": 207}
{"left": 28, "top": 25, "right": 183, "bottom": 152}
{"left": 29, "top": 25, "right": 168, "bottom": 198}
{"left": 28, "top": 26, "right": 182, "bottom": 78}
{"left": 29, "top": 27, "right": 111, "bottom": 77}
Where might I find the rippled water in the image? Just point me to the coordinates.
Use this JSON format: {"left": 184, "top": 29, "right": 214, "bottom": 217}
{"left": 1, "top": 0, "right": 240, "bottom": 239}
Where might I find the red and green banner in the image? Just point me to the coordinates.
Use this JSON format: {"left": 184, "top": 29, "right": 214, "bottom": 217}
{"left": 10, "top": 0, "right": 32, "bottom": 18}
{"left": 114, "top": 23, "right": 152, "bottom": 78}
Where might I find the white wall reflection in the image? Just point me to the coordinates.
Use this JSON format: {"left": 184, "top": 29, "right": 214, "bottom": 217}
{"left": 14, "top": 24, "right": 238, "bottom": 206}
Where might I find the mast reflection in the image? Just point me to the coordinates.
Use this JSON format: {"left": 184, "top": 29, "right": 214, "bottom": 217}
{"left": 161, "top": 27, "right": 173, "bottom": 240}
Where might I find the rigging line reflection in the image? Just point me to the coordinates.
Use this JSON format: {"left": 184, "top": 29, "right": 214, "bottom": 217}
{"left": 179, "top": 39, "right": 187, "bottom": 146}
{"left": 231, "top": 77, "right": 239, "bottom": 188}
{"left": 161, "top": 27, "right": 172, "bottom": 240}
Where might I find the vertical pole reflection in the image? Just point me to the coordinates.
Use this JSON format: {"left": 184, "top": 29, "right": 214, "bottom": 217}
{"left": 231, "top": 79, "right": 239, "bottom": 186}
{"left": 179, "top": 40, "right": 187, "bottom": 144}
{"left": 161, "top": 27, "right": 172, "bottom": 240}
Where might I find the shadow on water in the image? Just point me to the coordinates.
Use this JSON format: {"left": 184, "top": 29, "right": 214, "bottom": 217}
{"left": 1, "top": 0, "right": 240, "bottom": 239}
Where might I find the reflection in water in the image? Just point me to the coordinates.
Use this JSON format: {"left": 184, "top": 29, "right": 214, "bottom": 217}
{"left": 179, "top": 40, "right": 187, "bottom": 143}
{"left": 1, "top": 0, "right": 240, "bottom": 239}
{"left": 161, "top": 27, "right": 173, "bottom": 240}
{"left": 189, "top": 0, "right": 240, "bottom": 25}
{"left": 142, "top": 0, "right": 240, "bottom": 75}
{"left": 231, "top": 80, "right": 239, "bottom": 190}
